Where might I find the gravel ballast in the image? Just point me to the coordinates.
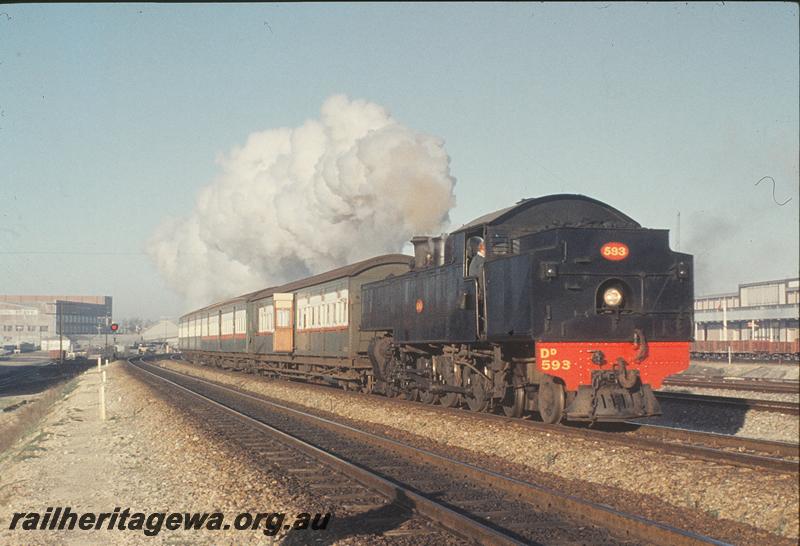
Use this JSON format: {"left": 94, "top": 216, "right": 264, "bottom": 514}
{"left": 646, "top": 396, "right": 799, "bottom": 443}
{"left": 156, "top": 359, "right": 799, "bottom": 542}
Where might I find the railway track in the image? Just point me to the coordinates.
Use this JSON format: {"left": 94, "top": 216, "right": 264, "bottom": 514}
{"left": 624, "top": 423, "right": 799, "bottom": 466}
{"left": 0, "top": 363, "right": 63, "bottom": 395}
{"left": 163, "top": 354, "right": 799, "bottom": 474}
{"left": 691, "top": 352, "right": 800, "bottom": 363}
{"left": 129, "top": 356, "right": 727, "bottom": 546}
{"left": 655, "top": 391, "right": 799, "bottom": 416}
{"left": 128, "top": 358, "right": 467, "bottom": 544}
{"left": 0, "top": 374, "right": 35, "bottom": 393}
{"left": 563, "top": 421, "right": 798, "bottom": 475}
{"left": 662, "top": 376, "right": 799, "bottom": 394}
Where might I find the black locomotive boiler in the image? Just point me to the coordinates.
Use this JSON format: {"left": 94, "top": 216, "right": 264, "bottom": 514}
{"left": 179, "top": 194, "right": 693, "bottom": 423}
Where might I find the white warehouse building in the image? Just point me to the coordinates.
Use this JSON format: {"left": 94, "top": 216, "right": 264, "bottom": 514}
{"left": 694, "top": 278, "right": 799, "bottom": 343}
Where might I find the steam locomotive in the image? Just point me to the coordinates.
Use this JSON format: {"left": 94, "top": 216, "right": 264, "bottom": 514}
{"left": 179, "top": 194, "right": 694, "bottom": 423}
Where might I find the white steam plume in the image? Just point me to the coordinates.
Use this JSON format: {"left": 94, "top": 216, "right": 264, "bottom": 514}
{"left": 148, "top": 95, "right": 457, "bottom": 308}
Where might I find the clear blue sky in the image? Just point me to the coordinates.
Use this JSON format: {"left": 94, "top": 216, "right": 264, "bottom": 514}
{"left": 1, "top": 3, "right": 797, "bottom": 319}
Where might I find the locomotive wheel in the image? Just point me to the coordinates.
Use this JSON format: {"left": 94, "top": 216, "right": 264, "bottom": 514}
{"left": 538, "top": 381, "right": 565, "bottom": 424}
{"left": 462, "top": 367, "right": 489, "bottom": 412}
{"left": 419, "top": 389, "right": 439, "bottom": 404}
{"left": 439, "top": 392, "right": 460, "bottom": 408}
{"left": 438, "top": 365, "right": 460, "bottom": 407}
{"left": 382, "top": 381, "right": 397, "bottom": 398}
{"left": 501, "top": 386, "right": 526, "bottom": 418}
{"left": 416, "top": 358, "right": 438, "bottom": 404}
{"left": 391, "top": 385, "right": 416, "bottom": 401}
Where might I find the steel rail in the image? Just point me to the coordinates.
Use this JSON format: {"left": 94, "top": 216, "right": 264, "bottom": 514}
{"left": 662, "top": 376, "right": 799, "bottom": 394}
{"left": 133, "top": 357, "right": 727, "bottom": 546}
{"left": 129, "top": 357, "right": 522, "bottom": 546}
{"left": 166, "top": 354, "right": 799, "bottom": 473}
{"left": 655, "top": 391, "right": 799, "bottom": 415}
{"left": 627, "top": 423, "right": 799, "bottom": 460}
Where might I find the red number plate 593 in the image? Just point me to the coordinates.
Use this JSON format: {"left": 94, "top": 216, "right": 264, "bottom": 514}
{"left": 601, "top": 242, "right": 629, "bottom": 261}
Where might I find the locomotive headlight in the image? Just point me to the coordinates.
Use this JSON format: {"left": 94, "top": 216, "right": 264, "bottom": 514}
{"left": 603, "top": 287, "right": 623, "bottom": 307}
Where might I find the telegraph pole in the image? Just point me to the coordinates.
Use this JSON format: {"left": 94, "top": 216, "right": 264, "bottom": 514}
{"left": 722, "top": 299, "right": 728, "bottom": 342}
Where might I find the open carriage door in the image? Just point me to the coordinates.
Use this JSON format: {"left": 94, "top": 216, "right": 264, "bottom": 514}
{"left": 273, "top": 293, "right": 294, "bottom": 352}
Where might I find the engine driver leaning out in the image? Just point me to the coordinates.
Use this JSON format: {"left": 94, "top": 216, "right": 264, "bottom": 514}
{"left": 466, "top": 236, "right": 486, "bottom": 281}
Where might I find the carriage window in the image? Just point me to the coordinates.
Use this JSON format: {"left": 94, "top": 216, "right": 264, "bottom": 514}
{"left": 258, "top": 305, "right": 274, "bottom": 333}
{"left": 236, "top": 310, "right": 246, "bottom": 332}
{"left": 221, "top": 313, "right": 233, "bottom": 335}
{"left": 276, "top": 308, "right": 291, "bottom": 328}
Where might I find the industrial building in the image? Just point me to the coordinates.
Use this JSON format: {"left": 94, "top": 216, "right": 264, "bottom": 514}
{"left": 0, "top": 295, "right": 112, "bottom": 349}
{"left": 694, "top": 278, "right": 799, "bottom": 342}
{"left": 141, "top": 319, "right": 179, "bottom": 346}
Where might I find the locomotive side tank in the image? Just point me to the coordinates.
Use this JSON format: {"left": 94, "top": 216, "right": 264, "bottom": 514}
{"left": 361, "top": 194, "right": 693, "bottom": 422}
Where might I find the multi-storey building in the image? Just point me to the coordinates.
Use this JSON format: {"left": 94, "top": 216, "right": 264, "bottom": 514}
{"left": 0, "top": 295, "right": 112, "bottom": 348}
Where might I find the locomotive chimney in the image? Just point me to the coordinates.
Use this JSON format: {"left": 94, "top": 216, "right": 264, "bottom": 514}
{"left": 431, "top": 235, "right": 445, "bottom": 266}
{"left": 411, "top": 236, "right": 432, "bottom": 269}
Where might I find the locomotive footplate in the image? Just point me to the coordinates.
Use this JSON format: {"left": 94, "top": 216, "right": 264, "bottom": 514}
{"left": 564, "top": 370, "right": 661, "bottom": 421}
